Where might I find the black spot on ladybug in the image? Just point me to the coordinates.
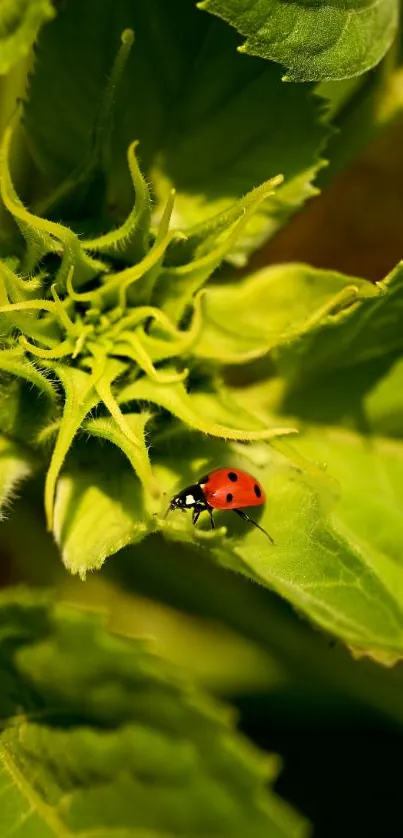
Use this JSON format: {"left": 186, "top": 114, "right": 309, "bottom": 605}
{"left": 226, "top": 493, "right": 233, "bottom": 503}
{"left": 227, "top": 472, "right": 238, "bottom": 482}
{"left": 199, "top": 474, "right": 209, "bottom": 484}
{"left": 254, "top": 484, "right": 262, "bottom": 498}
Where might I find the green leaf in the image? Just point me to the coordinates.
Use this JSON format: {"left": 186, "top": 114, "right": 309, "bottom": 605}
{"left": 0, "top": 122, "right": 108, "bottom": 278}
{"left": 0, "top": 347, "right": 57, "bottom": 403}
{"left": 85, "top": 412, "right": 155, "bottom": 493}
{"left": 287, "top": 426, "right": 403, "bottom": 652}
{"left": 184, "top": 387, "right": 284, "bottom": 434}
{"left": 53, "top": 437, "right": 148, "bottom": 577}
{"left": 53, "top": 379, "right": 295, "bottom": 579}
{"left": 364, "top": 355, "right": 403, "bottom": 437}
{"left": 276, "top": 262, "right": 403, "bottom": 390}
{"left": 23, "top": 0, "right": 329, "bottom": 261}
{"left": 194, "top": 263, "right": 376, "bottom": 364}
{"left": 0, "top": 0, "right": 54, "bottom": 75}
{"left": 61, "top": 575, "right": 286, "bottom": 696}
{"left": 154, "top": 178, "right": 283, "bottom": 320}
{"left": 0, "top": 366, "right": 56, "bottom": 449}
{"left": 44, "top": 358, "right": 135, "bottom": 533}
{"left": 269, "top": 352, "right": 403, "bottom": 433}
{"left": 44, "top": 363, "right": 105, "bottom": 533}
{"left": 119, "top": 374, "right": 296, "bottom": 441}
{"left": 106, "top": 528, "right": 403, "bottom": 722}
{"left": 199, "top": 0, "right": 399, "bottom": 82}
{"left": 0, "top": 590, "right": 307, "bottom": 837}
{"left": 155, "top": 430, "right": 403, "bottom": 656}
{"left": 0, "top": 434, "right": 32, "bottom": 517}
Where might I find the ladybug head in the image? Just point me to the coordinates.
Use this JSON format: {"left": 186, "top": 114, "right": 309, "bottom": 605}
{"left": 163, "top": 490, "right": 189, "bottom": 519}
{"left": 167, "top": 493, "right": 185, "bottom": 513}
{"left": 164, "top": 483, "right": 205, "bottom": 518}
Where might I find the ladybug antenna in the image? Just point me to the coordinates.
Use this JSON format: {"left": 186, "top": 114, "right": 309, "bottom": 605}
{"left": 233, "top": 509, "right": 275, "bottom": 544}
{"left": 164, "top": 496, "right": 177, "bottom": 519}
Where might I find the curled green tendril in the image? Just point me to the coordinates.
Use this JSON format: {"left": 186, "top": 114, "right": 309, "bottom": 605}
{"left": 19, "top": 336, "right": 74, "bottom": 360}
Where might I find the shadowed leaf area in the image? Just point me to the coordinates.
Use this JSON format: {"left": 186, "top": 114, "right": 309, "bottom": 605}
{"left": 23, "top": 0, "right": 329, "bottom": 261}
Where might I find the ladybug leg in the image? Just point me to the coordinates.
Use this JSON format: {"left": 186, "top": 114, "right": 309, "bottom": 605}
{"left": 233, "top": 509, "right": 274, "bottom": 544}
{"left": 193, "top": 506, "right": 215, "bottom": 529}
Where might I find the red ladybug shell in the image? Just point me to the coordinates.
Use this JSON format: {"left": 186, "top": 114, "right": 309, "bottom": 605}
{"left": 199, "top": 468, "right": 265, "bottom": 511}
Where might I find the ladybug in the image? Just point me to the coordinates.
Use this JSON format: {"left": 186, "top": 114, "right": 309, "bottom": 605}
{"left": 166, "top": 467, "right": 274, "bottom": 542}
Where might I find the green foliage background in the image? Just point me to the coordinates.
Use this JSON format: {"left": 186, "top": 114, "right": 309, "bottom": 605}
{"left": 1, "top": 0, "right": 403, "bottom": 835}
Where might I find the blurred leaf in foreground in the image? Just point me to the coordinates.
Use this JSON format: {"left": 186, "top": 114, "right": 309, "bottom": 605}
{"left": 0, "top": 590, "right": 307, "bottom": 838}
{"left": 0, "top": 0, "right": 54, "bottom": 75}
